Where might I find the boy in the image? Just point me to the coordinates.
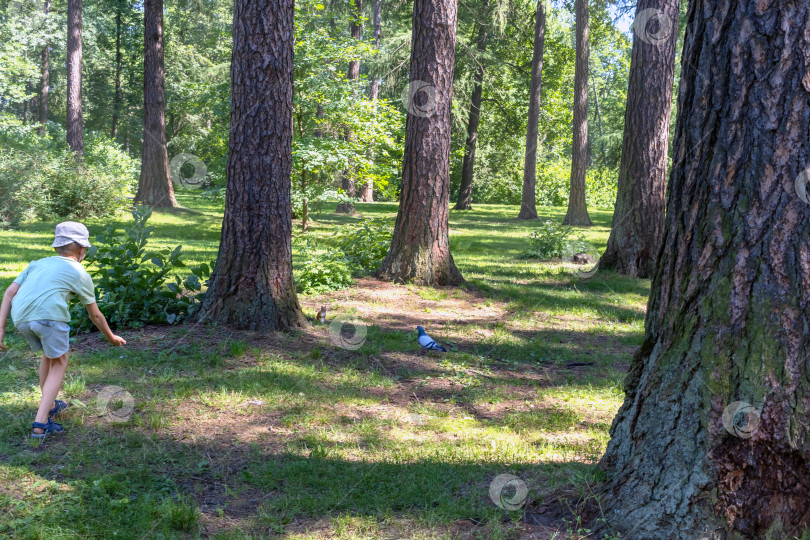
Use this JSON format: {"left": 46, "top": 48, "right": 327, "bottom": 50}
{"left": 0, "top": 221, "right": 126, "bottom": 439}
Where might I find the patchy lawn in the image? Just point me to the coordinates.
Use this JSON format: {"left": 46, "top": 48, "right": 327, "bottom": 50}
{"left": 0, "top": 194, "right": 648, "bottom": 539}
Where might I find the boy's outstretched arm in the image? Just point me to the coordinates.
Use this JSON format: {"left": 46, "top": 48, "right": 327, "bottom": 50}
{"left": 0, "top": 283, "right": 20, "bottom": 351}
{"left": 85, "top": 303, "right": 126, "bottom": 347}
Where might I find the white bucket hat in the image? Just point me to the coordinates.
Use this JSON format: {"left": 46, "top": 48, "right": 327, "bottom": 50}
{"left": 52, "top": 221, "right": 92, "bottom": 248}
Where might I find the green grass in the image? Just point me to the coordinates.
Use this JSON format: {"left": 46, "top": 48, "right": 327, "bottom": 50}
{"left": 0, "top": 194, "right": 648, "bottom": 539}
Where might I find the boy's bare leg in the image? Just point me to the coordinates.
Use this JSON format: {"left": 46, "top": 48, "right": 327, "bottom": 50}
{"left": 39, "top": 354, "right": 50, "bottom": 391}
{"left": 33, "top": 354, "right": 69, "bottom": 433}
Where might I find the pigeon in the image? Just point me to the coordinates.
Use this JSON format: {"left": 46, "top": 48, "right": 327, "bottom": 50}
{"left": 416, "top": 326, "right": 447, "bottom": 353}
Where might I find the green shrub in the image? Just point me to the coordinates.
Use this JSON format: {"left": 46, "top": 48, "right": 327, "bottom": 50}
{"left": 70, "top": 206, "right": 211, "bottom": 331}
{"left": 295, "top": 240, "right": 354, "bottom": 295}
{"left": 520, "top": 220, "right": 594, "bottom": 260}
{"left": 0, "top": 114, "right": 136, "bottom": 228}
{"left": 333, "top": 217, "right": 393, "bottom": 274}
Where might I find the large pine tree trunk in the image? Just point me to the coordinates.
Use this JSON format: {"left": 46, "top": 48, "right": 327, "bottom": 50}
{"left": 38, "top": 0, "right": 50, "bottom": 135}
{"left": 359, "top": 0, "right": 382, "bottom": 203}
{"left": 111, "top": 8, "right": 122, "bottom": 140}
{"left": 517, "top": 0, "right": 545, "bottom": 220}
{"left": 375, "top": 0, "right": 463, "bottom": 286}
{"left": 66, "top": 0, "right": 83, "bottom": 155}
{"left": 197, "top": 0, "right": 305, "bottom": 331}
{"left": 599, "top": 0, "right": 679, "bottom": 278}
{"left": 336, "top": 0, "right": 363, "bottom": 214}
{"left": 562, "top": 0, "right": 591, "bottom": 227}
{"left": 134, "top": 0, "right": 177, "bottom": 207}
{"left": 454, "top": 10, "right": 489, "bottom": 212}
{"left": 600, "top": 2, "right": 810, "bottom": 537}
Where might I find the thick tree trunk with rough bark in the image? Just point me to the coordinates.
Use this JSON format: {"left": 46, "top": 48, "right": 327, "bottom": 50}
{"left": 599, "top": 0, "right": 679, "bottom": 278}
{"left": 111, "top": 8, "right": 122, "bottom": 139}
{"left": 359, "top": 0, "right": 382, "bottom": 203}
{"left": 38, "top": 0, "right": 50, "bottom": 135}
{"left": 599, "top": 2, "right": 810, "bottom": 538}
{"left": 66, "top": 0, "right": 83, "bottom": 155}
{"left": 134, "top": 0, "right": 177, "bottom": 207}
{"left": 454, "top": 9, "right": 489, "bottom": 211}
{"left": 197, "top": 0, "right": 306, "bottom": 331}
{"left": 375, "top": 0, "right": 463, "bottom": 286}
{"left": 336, "top": 0, "right": 363, "bottom": 214}
{"left": 517, "top": 0, "right": 545, "bottom": 220}
{"left": 563, "top": 0, "right": 591, "bottom": 226}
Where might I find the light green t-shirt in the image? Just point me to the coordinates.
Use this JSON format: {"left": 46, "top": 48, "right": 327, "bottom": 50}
{"left": 11, "top": 256, "right": 96, "bottom": 325}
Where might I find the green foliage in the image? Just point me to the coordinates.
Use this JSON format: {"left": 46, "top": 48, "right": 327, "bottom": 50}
{"left": 521, "top": 220, "right": 594, "bottom": 260}
{"left": 69, "top": 206, "right": 211, "bottom": 331}
{"left": 0, "top": 114, "right": 136, "bottom": 228}
{"left": 295, "top": 240, "right": 354, "bottom": 295}
{"left": 333, "top": 217, "right": 394, "bottom": 275}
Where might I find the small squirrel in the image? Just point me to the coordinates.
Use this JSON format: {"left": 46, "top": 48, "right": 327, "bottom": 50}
{"left": 317, "top": 305, "right": 327, "bottom": 324}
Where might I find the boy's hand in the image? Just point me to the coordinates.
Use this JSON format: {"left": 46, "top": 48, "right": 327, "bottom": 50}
{"left": 0, "top": 336, "right": 6, "bottom": 351}
{"left": 109, "top": 335, "right": 126, "bottom": 347}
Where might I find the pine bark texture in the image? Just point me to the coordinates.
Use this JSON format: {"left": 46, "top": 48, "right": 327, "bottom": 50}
{"left": 599, "top": 0, "right": 680, "bottom": 278}
{"left": 454, "top": 11, "right": 489, "bottom": 211}
{"left": 563, "top": 0, "right": 591, "bottom": 226}
{"left": 134, "top": 0, "right": 177, "bottom": 207}
{"left": 38, "top": 0, "right": 50, "bottom": 135}
{"left": 336, "top": 0, "right": 363, "bottom": 214}
{"left": 600, "top": 2, "right": 810, "bottom": 538}
{"left": 197, "top": 0, "right": 306, "bottom": 331}
{"left": 66, "top": 0, "right": 83, "bottom": 155}
{"left": 375, "top": 0, "right": 463, "bottom": 286}
{"left": 517, "top": 0, "right": 545, "bottom": 220}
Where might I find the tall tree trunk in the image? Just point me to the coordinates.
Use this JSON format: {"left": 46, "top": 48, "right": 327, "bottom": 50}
{"left": 454, "top": 8, "right": 490, "bottom": 211}
{"left": 517, "top": 0, "right": 546, "bottom": 220}
{"left": 599, "top": 2, "right": 810, "bottom": 538}
{"left": 375, "top": 0, "right": 463, "bottom": 286}
{"left": 599, "top": 0, "right": 679, "bottom": 278}
{"left": 359, "top": 0, "right": 382, "bottom": 203}
{"left": 336, "top": 0, "right": 363, "bottom": 214}
{"left": 23, "top": 79, "right": 30, "bottom": 124}
{"left": 66, "top": 0, "right": 83, "bottom": 155}
{"left": 563, "top": 0, "right": 591, "bottom": 226}
{"left": 197, "top": 0, "right": 305, "bottom": 330}
{"left": 38, "top": 0, "right": 50, "bottom": 135}
{"left": 111, "top": 7, "right": 122, "bottom": 140}
{"left": 134, "top": 0, "right": 177, "bottom": 207}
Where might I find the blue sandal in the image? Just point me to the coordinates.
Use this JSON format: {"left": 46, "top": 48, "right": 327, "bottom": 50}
{"left": 31, "top": 420, "right": 64, "bottom": 439}
{"left": 48, "top": 400, "right": 69, "bottom": 420}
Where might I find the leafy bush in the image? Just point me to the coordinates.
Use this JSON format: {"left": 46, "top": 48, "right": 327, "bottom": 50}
{"left": 0, "top": 114, "right": 136, "bottom": 228}
{"left": 70, "top": 206, "right": 211, "bottom": 331}
{"left": 520, "top": 220, "right": 594, "bottom": 260}
{"left": 295, "top": 240, "right": 354, "bottom": 295}
{"left": 333, "top": 217, "right": 393, "bottom": 274}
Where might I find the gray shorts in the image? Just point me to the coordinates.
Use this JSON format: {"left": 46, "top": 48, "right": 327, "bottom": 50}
{"left": 16, "top": 320, "right": 71, "bottom": 359}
